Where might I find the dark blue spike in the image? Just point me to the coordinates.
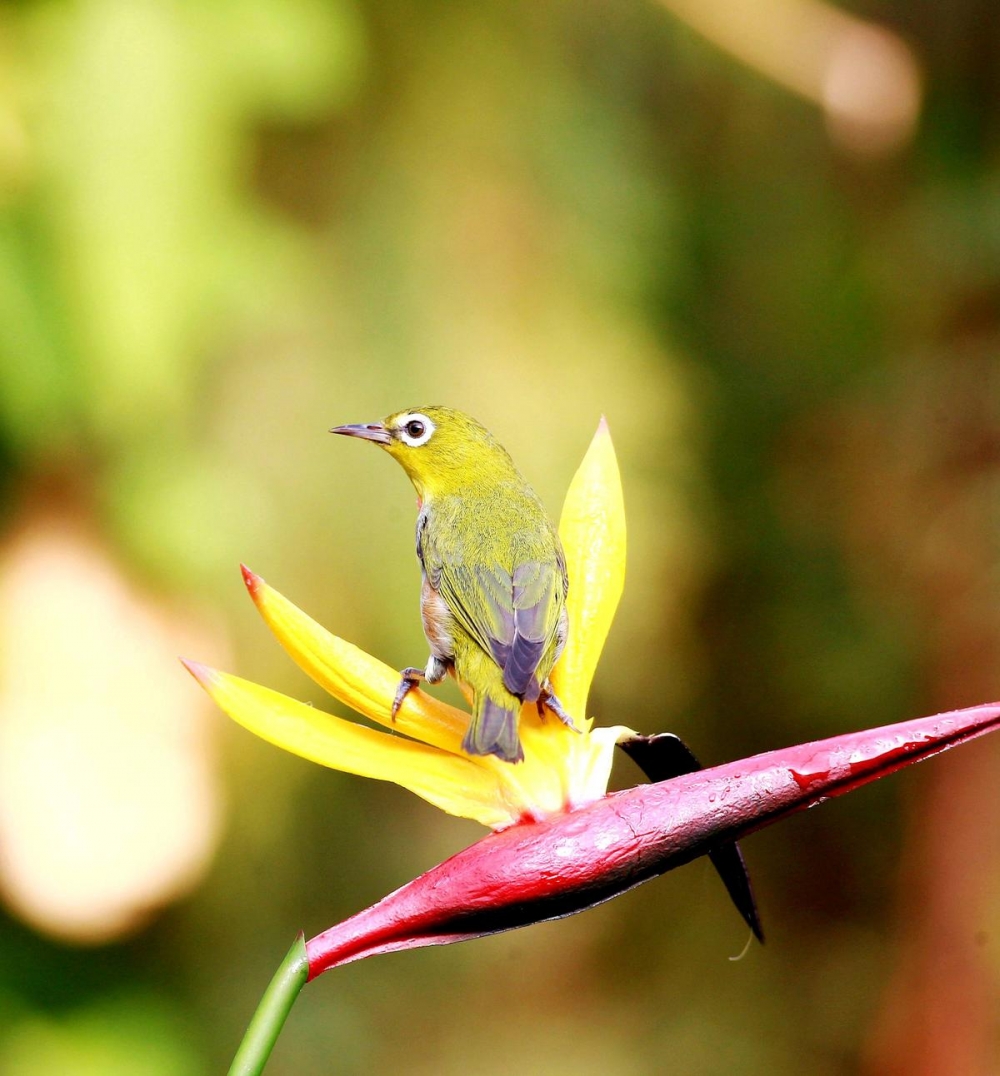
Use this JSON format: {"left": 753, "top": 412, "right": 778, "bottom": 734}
{"left": 618, "top": 733, "right": 764, "bottom": 943}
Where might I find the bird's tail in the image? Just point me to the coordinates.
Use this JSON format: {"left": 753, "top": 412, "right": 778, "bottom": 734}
{"left": 464, "top": 695, "right": 523, "bottom": 763}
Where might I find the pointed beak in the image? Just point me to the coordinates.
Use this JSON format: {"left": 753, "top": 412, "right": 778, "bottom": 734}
{"left": 329, "top": 422, "right": 391, "bottom": 445}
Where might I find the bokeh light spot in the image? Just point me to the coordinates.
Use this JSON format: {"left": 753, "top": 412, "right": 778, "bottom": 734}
{"left": 0, "top": 516, "right": 224, "bottom": 943}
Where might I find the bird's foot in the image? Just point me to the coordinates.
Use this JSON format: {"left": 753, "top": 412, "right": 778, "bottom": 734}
{"left": 391, "top": 667, "right": 426, "bottom": 720}
{"left": 537, "top": 689, "right": 580, "bottom": 732}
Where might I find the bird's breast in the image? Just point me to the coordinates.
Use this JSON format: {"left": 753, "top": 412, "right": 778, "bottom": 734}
{"left": 420, "top": 576, "right": 454, "bottom": 659}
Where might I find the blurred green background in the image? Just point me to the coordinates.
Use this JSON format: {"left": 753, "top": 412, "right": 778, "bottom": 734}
{"left": 1, "top": 0, "right": 998, "bottom": 1072}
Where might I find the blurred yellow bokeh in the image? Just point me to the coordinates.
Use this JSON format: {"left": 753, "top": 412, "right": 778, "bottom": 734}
{"left": 0, "top": 515, "right": 222, "bottom": 942}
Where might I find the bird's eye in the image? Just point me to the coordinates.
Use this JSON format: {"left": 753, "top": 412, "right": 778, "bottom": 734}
{"left": 398, "top": 413, "right": 435, "bottom": 447}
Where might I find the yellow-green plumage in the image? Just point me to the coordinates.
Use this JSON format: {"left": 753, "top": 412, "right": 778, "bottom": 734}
{"left": 330, "top": 406, "right": 574, "bottom": 763}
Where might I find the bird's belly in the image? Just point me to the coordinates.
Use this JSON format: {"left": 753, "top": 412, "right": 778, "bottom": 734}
{"left": 420, "top": 578, "right": 454, "bottom": 660}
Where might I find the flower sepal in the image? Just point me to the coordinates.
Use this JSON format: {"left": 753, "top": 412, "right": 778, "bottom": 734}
{"left": 304, "top": 701, "right": 1000, "bottom": 977}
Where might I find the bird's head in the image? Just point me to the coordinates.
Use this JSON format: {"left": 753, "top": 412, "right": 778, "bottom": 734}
{"left": 330, "top": 406, "right": 517, "bottom": 499}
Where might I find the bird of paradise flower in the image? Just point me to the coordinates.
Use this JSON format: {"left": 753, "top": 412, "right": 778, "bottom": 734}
{"left": 183, "top": 419, "right": 1000, "bottom": 1076}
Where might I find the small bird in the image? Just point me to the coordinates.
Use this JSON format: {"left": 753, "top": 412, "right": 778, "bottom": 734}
{"left": 330, "top": 406, "right": 576, "bottom": 763}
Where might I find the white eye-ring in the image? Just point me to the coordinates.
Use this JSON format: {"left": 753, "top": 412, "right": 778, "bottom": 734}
{"left": 398, "top": 412, "right": 435, "bottom": 447}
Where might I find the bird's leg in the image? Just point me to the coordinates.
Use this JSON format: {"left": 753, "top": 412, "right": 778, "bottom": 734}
{"left": 391, "top": 656, "right": 448, "bottom": 720}
{"left": 391, "top": 669, "right": 425, "bottom": 720}
{"left": 537, "top": 684, "right": 580, "bottom": 732}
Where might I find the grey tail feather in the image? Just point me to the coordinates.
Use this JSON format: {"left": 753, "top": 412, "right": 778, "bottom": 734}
{"left": 463, "top": 696, "right": 523, "bottom": 763}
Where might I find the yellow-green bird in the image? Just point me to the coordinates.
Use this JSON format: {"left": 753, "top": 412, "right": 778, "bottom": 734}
{"left": 330, "top": 406, "right": 576, "bottom": 763}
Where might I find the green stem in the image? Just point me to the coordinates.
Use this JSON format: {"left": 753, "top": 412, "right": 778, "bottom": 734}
{"left": 228, "top": 934, "right": 309, "bottom": 1076}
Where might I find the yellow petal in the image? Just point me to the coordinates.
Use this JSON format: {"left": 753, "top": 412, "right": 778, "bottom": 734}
{"left": 241, "top": 566, "right": 473, "bottom": 758}
{"left": 550, "top": 418, "right": 626, "bottom": 725}
{"left": 182, "top": 661, "right": 518, "bottom": 829}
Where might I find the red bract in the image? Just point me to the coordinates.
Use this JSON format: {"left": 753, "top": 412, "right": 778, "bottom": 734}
{"left": 306, "top": 702, "right": 1000, "bottom": 977}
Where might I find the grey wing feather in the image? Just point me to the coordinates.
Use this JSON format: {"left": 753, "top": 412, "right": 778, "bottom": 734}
{"left": 419, "top": 519, "right": 563, "bottom": 700}
{"left": 501, "top": 562, "right": 553, "bottom": 700}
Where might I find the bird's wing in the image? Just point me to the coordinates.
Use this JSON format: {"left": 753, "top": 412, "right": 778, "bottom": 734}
{"left": 419, "top": 522, "right": 564, "bottom": 699}
{"left": 506, "top": 559, "right": 564, "bottom": 697}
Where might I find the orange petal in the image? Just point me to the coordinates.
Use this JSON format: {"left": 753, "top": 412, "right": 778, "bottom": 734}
{"left": 550, "top": 418, "right": 626, "bottom": 725}
{"left": 240, "top": 566, "right": 474, "bottom": 758}
{"left": 182, "top": 661, "right": 520, "bottom": 829}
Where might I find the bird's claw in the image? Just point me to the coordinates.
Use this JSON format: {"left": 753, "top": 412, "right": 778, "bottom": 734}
{"left": 391, "top": 667, "right": 426, "bottom": 720}
{"left": 538, "top": 690, "right": 580, "bottom": 732}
